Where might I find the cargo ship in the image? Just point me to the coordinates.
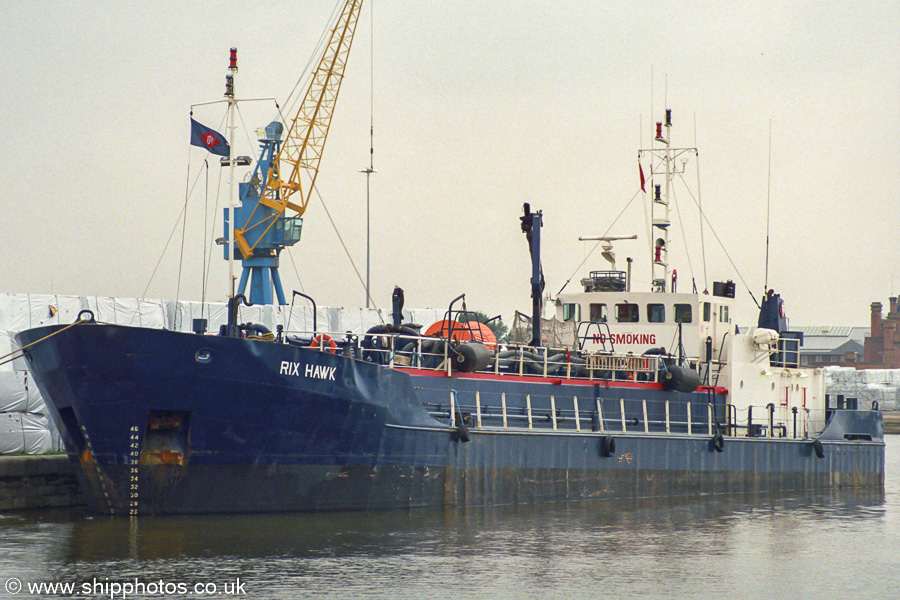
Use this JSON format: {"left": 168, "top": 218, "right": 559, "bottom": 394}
{"left": 14, "top": 3, "right": 884, "bottom": 515}
{"left": 14, "top": 247, "right": 885, "bottom": 515}
{"left": 16, "top": 174, "right": 886, "bottom": 515}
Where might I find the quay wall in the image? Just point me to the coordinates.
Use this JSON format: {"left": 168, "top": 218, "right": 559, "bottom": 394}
{"left": 0, "top": 454, "right": 83, "bottom": 510}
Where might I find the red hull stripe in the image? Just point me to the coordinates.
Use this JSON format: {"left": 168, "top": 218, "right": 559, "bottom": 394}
{"left": 395, "top": 367, "right": 728, "bottom": 395}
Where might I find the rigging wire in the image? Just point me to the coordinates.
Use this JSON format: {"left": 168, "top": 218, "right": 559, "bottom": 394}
{"left": 670, "top": 185, "right": 697, "bottom": 289}
{"left": 277, "top": 1, "right": 342, "bottom": 122}
{"left": 202, "top": 166, "right": 225, "bottom": 320}
{"left": 694, "top": 114, "right": 708, "bottom": 293}
{"left": 267, "top": 3, "right": 345, "bottom": 298}
{"left": 674, "top": 171, "right": 760, "bottom": 308}
{"left": 764, "top": 119, "right": 772, "bottom": 292}
{"left": 200, "top": 159, "right": 209, "bottom": 310}
{"left": 235, "top": 104, "right": 261, "bottom": 154}
{"left": 557, "top": 188, "right": 642, "bottom": 296}
{"left": 639, "top": 120, "right": 653, "bottom": 264}
{"left": 176, "top": 158, "right": 190, "bottom": 306}
{"left": 313, "top": 185, "right": 384, "bottom": 320}
{"left": 143, "top": 142, "right": 210, "bottom": 299}
{"left": 286, "top": 250, "right": 306, "bottom": 294}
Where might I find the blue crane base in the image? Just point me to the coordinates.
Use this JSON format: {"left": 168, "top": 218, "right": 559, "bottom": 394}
{"left": 237, "top": 263, "right": 287, "bottom": 305}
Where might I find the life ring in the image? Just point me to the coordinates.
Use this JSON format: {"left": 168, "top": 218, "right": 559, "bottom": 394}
{"left": 310, "top": 333, "right": 337, "bottom": 354}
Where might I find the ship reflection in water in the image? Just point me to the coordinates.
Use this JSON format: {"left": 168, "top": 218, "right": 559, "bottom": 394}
{"left": 0, "top": 440, "right": 897, "bottom": 599}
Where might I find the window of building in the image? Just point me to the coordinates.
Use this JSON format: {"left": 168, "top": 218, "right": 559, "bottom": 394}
{"left": 589, "top": 303, "right": 607, "bottom": 323}
{"left": 674, "top": 304, "right": 692, "bottom": 323}
{"left": 616, "top": 303, "right": 639, "bottom": 323}
{"left": 562, "top": 303, "right": 579, "bottom": 322}
{"left": 647, "top": 303, "right": 665, "bottom": 323}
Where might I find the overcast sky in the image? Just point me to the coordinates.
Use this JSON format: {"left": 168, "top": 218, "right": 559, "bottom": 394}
{"left": 2, "top": 1, "right": 898, "bottom": 328}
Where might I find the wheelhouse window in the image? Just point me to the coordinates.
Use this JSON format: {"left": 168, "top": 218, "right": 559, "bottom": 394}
{"left": 703, "top": 302, "right": 711, "bottom": 322}
{"left": 589, "top": 303, "right": 608, "bottom": 323}
{"left": 674, "top": 304, "right": 692, "bottom": 323}
{"left": 616, "top": 303, "right": 639, "bottom": 323}
{"left": 719, "top": 305, "right": 730, "bottom": 323}
{"left": 562, "top": 303, "right": 580, "bottom": 322}
{"left": 647, "top": 303, "right": 665, "bottom": 323}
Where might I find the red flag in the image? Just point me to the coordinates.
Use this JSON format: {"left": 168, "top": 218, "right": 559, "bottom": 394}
{"left": 639, "top": 163, "right": 646, "bottom": 192}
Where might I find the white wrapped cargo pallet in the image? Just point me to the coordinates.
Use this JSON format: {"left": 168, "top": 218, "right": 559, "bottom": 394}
{"left": 0, "top": 293, "right": 32, "bottom": 332}
{"left": 0, "top": 330, "right": 11, "bottom": 373}
{"left": 0, "top": 371, "right": 28, "bottom": 413}
{"left": 0, "top": 412, "right": 54, "bottom": 455}
{"left": 0, "top": 412, "right": 25, "bottom": 454}
{"left": 408, "top": 309, "right": 444, "bottom": 329}
{"left": 47, "top": 415, "right": 64, "bottom": 452}
{"left": 22, "top": 413, "right": 52, "bottom": 454}
{"left": 284, "top": 304, "right": 318, "bottom": 333}
{"left": 95, "top": 297, "right": 166, "bottom": 329}
{"left": 27, "top": 294, "right": 85, "bottom": 328}
{"left": 24, "top": 372, "right": 47, "bottom": 415}
{"left": 867, "top": 370, "right": 891, "bottom": 384}
{"left": 2, "top": 331, "right": 28, "bottom": 371}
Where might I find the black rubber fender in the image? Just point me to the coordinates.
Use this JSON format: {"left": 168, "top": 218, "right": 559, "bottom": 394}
{"left": 456, "top": 421, "right": 471, "bottom": 443}
{"left": 812, "top": 438, "right": 825, "bottom": 459}
{"left": 712, "top": 433, "right": 725, "bottom": 453}
{"left": 600, "top": 435, "right": 616, "bottom": 457}
{"left": 453, "top": 342, "right": 492, "bottom": 373}
{"left": 661, "top": 364, "right": 701, "bottom": 393}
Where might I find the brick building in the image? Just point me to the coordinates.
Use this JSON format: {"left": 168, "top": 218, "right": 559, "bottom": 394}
{"left": 863, "top": 297, "right": 900, "bottom": 368}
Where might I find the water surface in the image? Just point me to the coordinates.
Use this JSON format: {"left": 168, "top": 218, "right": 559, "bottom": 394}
{"left": 1, "top": 440, "right": 898, "bottom": 599}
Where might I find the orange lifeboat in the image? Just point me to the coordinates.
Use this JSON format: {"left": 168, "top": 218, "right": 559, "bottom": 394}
{"left": 423, "top": 320, "right": 497, "bottom": 349}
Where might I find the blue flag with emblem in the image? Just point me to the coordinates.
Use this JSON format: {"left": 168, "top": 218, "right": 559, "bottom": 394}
{"left": 190, "top": 118, "right": 230, "bottom": 157}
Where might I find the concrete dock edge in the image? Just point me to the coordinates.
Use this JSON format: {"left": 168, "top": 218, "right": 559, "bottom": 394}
{"left": 0, "top": 454, "right": 84, "bottom": 510}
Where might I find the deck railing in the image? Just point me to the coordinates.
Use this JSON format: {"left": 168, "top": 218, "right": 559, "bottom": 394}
{"left": 280, "top": 329, "right": 832, "bottom": 440}
{"left": 285, "top": 329, "right": 673, "bottom": 385}
{"left": 434, "top": 388, "right": 828, "bottom": 441}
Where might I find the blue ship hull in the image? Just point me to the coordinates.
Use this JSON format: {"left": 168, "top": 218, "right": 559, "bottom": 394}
{"left": 17, "top": 323, "right": 885, "bottom": 515}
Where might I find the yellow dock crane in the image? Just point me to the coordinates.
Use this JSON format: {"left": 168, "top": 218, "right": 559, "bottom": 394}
{"left": 234, "top": 0, "right": 364, "bottom": 262}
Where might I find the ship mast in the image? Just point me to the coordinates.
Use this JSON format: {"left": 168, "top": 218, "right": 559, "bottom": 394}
{"left": 640, "top": 109, "right": 696, "bottom": 293}
{"left": 225, "top": 49, "right": 238, "bottom": 298}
